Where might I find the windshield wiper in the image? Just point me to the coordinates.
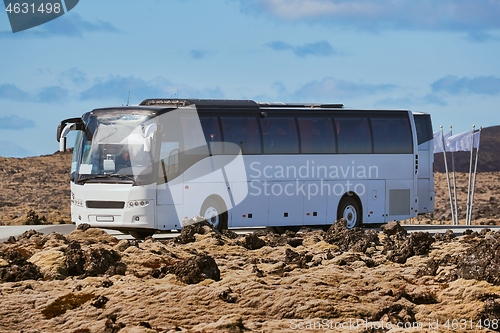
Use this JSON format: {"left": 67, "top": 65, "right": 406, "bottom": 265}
{"left": 77, "top": 174, "right": 135, "bottom": 184}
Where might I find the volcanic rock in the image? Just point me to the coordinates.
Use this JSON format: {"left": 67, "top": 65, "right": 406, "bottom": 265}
{"left": 239, "top": 233, "right": 266, "bottom": 250}
{"left": 0, "top": 249, "right": 42, "bottom": 282}
{"left": 167, "top": 254, "right": 220, "bottom": 284}
{"left": 324, "top": 218, "right": 380, "bottom": 253}
{"left": 384, "top": 231, "right": 435, "bottom": 264}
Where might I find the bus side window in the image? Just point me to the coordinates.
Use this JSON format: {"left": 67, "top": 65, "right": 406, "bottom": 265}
{"left": 336, "top": 117, "right": 372, "bottom": 154}
{"left": 298, "top": 118, "right": 336, "bottom": 154}
{"left": 221, "top": 117, "right": 261, "bottom": 154}
{"left": 261, "top": 118, "right": 299, "bottom": 154}
{"left": 413, "top": 114, "right": 433, "bottom": 145}
{"left": 200, "top": 117, "right": 223, "bottom": 155}
{"left": 180, "top": 117, "right": 209, "bottom": 155}
{"left": 371, "top": 117, "right": 413, "bottom": 154}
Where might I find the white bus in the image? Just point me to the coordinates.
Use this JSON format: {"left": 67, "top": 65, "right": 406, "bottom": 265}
{"left": 57, "top": 99, "right": 434, "bottom": 238}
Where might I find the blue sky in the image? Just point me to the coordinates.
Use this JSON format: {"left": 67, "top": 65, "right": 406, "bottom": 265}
{"left": 0, "top": 0, "right": 499, "bottom": 157}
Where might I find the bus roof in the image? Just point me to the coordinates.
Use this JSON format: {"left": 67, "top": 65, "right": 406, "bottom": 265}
{"left": 84, "top": 99, "right": 426, "bottom": 116}
{"left": 140, "top": 98, "right": 259, "bottom": 109}
{"left": 140, "top": 98, "right": 344, "bottom": 110}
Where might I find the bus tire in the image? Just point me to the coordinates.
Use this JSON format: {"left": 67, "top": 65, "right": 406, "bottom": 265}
{"left": 269, "top": 226, "right": 301, "bottom": 234}
{"left": 129, "top": 230, "right": 155, "bottom": 239}
{"left": 338, "top": 196, "right": 362, "bottom": 228}
{"left": 200, "top": 198, "right": 228, "bottom": 232}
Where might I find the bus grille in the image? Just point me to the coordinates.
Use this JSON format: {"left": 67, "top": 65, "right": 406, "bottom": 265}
{"left": 86, "top": 201, "right": 125, "bottom": 209}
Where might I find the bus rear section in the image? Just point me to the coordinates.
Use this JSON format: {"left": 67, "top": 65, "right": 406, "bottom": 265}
{"left": 413, "top": 112, "right": 435, "bottom": 215}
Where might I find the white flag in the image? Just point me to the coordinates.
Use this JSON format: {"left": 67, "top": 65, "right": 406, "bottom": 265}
{"left": 433, "top": 129, "right": 451, "bottom": 153}
{"left": 445, "top": 130, "right": 480, "bottom": 152}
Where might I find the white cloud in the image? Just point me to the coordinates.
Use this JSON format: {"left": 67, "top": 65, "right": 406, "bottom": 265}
{"left": 80, "top": 76, "right": 225, "bottom": 103}
{"left": 0, "top": 115, "right": 36, "bottom": 130}
{"left": 375, "top": 94, "right": 447, "bottom": 108}
{"left": 0, "top": 13, "right": 120, "bottom": 38}
{"left": 240, "top": 0, "right": 500, "bottom": 33}
{"left": 255, "top": 0, "right": 380, "bottom": 20}
{"left": 0, "top": 140, "right": 35, "bottom": 157}
{"left": 432, "top": 75, "right": 500, "bottom": 95}
{"left": 294, "top": 77, "right": 397, "bottom": 100}
{"left": 266, "top": 40, "right": 337, "bottom": 57}
{"left": 0, "top": 84, "right": 30, "bottom": 101}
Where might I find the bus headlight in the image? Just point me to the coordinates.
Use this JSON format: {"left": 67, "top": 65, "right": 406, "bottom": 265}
{"left": 127, "top": 200, "right": 151, "bottom": 208}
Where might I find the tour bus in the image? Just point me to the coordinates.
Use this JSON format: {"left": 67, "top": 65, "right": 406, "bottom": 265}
{"left": 57, "top": 99, "right": 434, "bottom": 238}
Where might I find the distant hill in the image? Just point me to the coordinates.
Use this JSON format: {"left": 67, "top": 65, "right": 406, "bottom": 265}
{"left": 434, "top": 125, "right": 500, "bottom": 173}
{"left": 0, "top": 151, "right": 72, "bottom": 225}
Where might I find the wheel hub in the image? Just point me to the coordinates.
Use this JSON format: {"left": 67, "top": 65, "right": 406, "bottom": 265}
{"left": 204, "top": 207, "right": 219, "bottom": 228}
{"left": 343, "top": 205, "right": 357, "bottom": 228}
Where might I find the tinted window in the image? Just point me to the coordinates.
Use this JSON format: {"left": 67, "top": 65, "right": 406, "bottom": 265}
{"left": 413, "top": 114, "right": 433, "bottom": 145}
{"left": 221, "top": 117, "right": 261, "bottom": 154}
{"left": 371, "top": 117, "right": 413, "bottom": 154}
{"left": 200, "top": 117, "right": 223, "bottom": 155}
{"left": 261, "top": 117, "right": 299, "bottom": 154}
{"left": 298, "top": 118, "right": 336, "bottom": 153}
{"left": 180, "top": 117, "right": 209, "bottom": 155}
{"left": 335, "top": 117, "right": 372, "bottom": 154}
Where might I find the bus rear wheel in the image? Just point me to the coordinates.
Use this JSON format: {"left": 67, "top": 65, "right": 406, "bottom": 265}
{"left": 200, "top": 198, "right": 228, "bottom": 232}
{"left": 338, "top": 197, "right": 362, "bottom": 228}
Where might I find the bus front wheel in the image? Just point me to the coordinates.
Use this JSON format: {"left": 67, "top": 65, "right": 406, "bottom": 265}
{"left": 200, "top": 198, "right": 228, "bottom": 232}
{"left": 129, "top": 230, "right": 155, "bottom": 239}
{"left": 338, "top": 197, "right": 362, "bottom": 228}
{"left": 269, "top": 226, "right": 301, "bottom": 234}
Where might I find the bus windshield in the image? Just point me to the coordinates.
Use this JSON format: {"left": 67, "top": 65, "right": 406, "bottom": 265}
{"left": 73, "top": 111, "right": 157, "bottom": 185}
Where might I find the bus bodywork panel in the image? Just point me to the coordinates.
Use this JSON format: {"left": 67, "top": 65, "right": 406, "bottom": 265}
{"left": 71, "top": 183, "right": 157, "bottom": 231}
{"left": 227, "top": 154, "right": 417, "bottom": 227}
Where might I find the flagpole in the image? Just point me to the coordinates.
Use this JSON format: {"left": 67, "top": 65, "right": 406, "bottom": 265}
{"left": 468, "top": 127, "right": 481, "bottom": 226}
{"left": 450, "top": 126, "right": 458, "bottom": 225}
{"left": 440, "top": 126, "right": 454, "bottom": 225}
{"left": 465, "top": 125, "right": 475, "bottom": 226}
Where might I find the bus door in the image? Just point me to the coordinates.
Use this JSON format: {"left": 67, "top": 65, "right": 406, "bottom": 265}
{"left": 156, "top": 140, "right": 183, "bottom": 230}
{"left": 155, "top": 109, "right": 187, "bottom": 230}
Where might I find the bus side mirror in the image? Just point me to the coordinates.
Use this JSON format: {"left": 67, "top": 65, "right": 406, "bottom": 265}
{"left": 143, "top": 123, "right": 157, "bottom": 153}
{"left": 59, "top": 123, "right": 76, "bottom": 152}
{"left": 60, "top": 137, "right": 67, "bottom": 153}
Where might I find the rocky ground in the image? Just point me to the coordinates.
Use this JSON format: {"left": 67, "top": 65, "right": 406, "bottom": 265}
{"left": 1, "top": 152, "right": 500, "bottom": 332}
{"left": 0, "top": 152, "right": 71, "bottom": 226}
{"left": 410, "top": 172, "right": 500, "bottom": 225}
{"left": 1, "top": 220, "right": 500, "bottom": 333}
